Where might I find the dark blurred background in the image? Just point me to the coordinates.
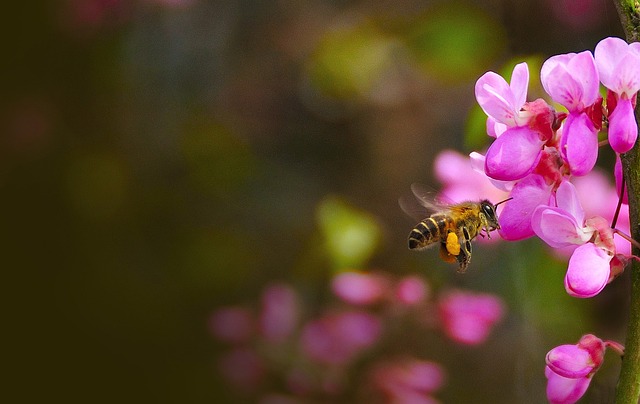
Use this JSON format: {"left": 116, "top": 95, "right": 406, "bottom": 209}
{"left": 4, "top": 0, "right": 628, "bottom": 403}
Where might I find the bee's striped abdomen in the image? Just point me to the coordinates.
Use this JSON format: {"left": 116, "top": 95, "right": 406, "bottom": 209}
{"left": 408, "top": 214, "right": 453, "bottom": 250}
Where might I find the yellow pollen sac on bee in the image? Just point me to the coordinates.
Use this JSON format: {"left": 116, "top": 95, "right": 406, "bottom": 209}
{"left": 446, "top": 232, "right": 460, "bottom": 256}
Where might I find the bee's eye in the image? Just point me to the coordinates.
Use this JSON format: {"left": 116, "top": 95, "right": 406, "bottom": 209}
{"left": 483, "top": 204, "right": 494, "bottom": 216}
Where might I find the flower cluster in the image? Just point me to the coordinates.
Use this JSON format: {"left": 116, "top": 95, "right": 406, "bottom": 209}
{"left": 474, "top": 37, "right": 638, "bottom": 298}
{"left": 471, "top": 36, "right": 639, "bottom": 403}
{"left": 209, "top": 271, "right": 504, "bottom": 402}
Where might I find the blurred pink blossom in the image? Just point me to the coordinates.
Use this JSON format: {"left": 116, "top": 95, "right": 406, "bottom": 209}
{"left": 218, "top": 347, "right": 265, "bottom": 390}
{"left": 299, "top": 311, "right": 381, "bottom": 365}
{"left": 547, "top": 0, "right": 606, "bottom": 30}
{"left": 331, "top": 271, "right": 388, "bottom": 305}
{"left": 434, "top": 150, "right": 509, "bottom": 204}
{"left": 259, "top": 394, "right": 301, "bottom": 404}
{"left": 372, "top": 358, "right": 445, "bottom": 403}
{"left": 438, "top": 290, "right": 505, "bottom": 345}
{"left": 395, "top": 276, "right": 429, "bottom": 306}
{"left": 260, "top": 283, "right": 301, "bottom": 343}
{"left": 209, "top": 306, "right": 253, "bottom": 344}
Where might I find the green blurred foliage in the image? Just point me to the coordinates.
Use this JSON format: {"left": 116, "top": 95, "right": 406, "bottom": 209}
{"left": 181, "top": 120, "right": 255, "bottom": 196}
{"left": 406, "top": 3, "right": 506, "bottom": 82}
{"left": 308, "top": 23, "right": 397, "bottom": 99}
{"left": 316, "top": 196, "right": 382, "bottom": 271}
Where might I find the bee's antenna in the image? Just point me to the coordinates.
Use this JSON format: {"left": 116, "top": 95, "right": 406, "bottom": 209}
{"left": 494, "top": 197, "right": 513, "bottom": 208}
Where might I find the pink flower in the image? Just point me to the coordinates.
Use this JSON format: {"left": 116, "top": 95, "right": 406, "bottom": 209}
{"left": 541, "top": 51, "right": 601, "bottom": 175}
{"left": 209, "top": 306, "right": 254, "bottom": 344}
{"left": 434, "top": 150, "right": 510, "bottom": 203}
{"left": 259, "top": 283, "right": 300, "bottom": 343}
{"left": 595, "top": 37, "right": 640, "bottom": 153}
{"left": 395, "top": 276, "right": 429, "bottom": 306}
{"left": 331, "top": 271, "right": 388, "bottom": 305}
{"left": 299, "top": 311, "right": 381, "bottom": 365}
{"left": 476, "top": 63, "right": 565, "bottom": 182}
{"left": 483, "top": 99, "right": 556, "bottom": 181}
{"left": 531, "top": 181, "right": 616, "bottom": 297}
{"left": 545, "top": 334, "right": 607, "bottom": 404}
{"left": 438, "top": 290, "right": 505, "bottom": 345}
{"left": 541, "top": 52, "right": 600, "bottom": 113}
{"left": 372, "top": 358, "right": 445, "bottom": 403}
{"left": 475, "top": 62, "right": 530, "bottom": 131}
{"left": 531, "top": 181, "right": 593, "bottom": 248}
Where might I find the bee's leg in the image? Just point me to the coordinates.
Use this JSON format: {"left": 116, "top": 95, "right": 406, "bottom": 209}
{"left": 456, "top": 227, "right": 472, "bottom": 273}
{"left": 481, "top": 216, "right": 491, "bottom": 239}
{"left": 439, "top": 242, "right": 457, "bottom": 263}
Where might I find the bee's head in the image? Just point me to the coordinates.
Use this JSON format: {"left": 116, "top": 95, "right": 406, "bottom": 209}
{"left": 480, "top": 200, "right": 500, "bottom": 230}
{"left": 483, "top": 197, "right": 512, "bottom": 230}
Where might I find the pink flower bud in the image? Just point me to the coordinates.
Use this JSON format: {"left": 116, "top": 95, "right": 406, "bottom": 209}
{"left": 544, "top": 335, "right": 606, "bottom": 404}
{"left": 565, "top": 243, "right": 611, "bottom": 298}
{"left": 545, "top": 366, "right": 592, "bottom": 404}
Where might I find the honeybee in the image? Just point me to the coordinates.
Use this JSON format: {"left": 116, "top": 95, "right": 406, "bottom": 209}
{"left": 401, "top": 184, "right": 511, "bottom": 273}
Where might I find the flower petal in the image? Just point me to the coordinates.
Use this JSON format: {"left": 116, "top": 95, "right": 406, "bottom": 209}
{"left": 609, "top": 52, "right": 640, "bottom": 97}
{"left": 498, "top": 174, "right": 552, "bottom": 240}
{"left": 595, "top": 37, "right": 629, "bottom": 87}
{"left": 510, "top": 62, "right": 530, "bottom": 111}
{"left": 561, "top": 112, "right": 598, "bottom": 176}
{"left": 485, "top": 126, "right": 544, "bottom": 181}
{"left": 596, "top": 37, "right": 640, "bottom": 96}
{"left": 608, "top": 97, "right": 638, "bottom": 153}
{"left": 546, "top": 344, "right": 594, "bottom": 378}
{"left": 532, "top": 206, "right": 591, "bottom": 248}
{"left": 555, "top": 181, "right": 586, "bottom": 225}
{"left": 475, "top": 64, "right": 530, "bottom": 127}
{"left": 545, "top": 366, "right": 592, "bottom": 404}
{"left": 541, "top": 52, "right": 598, "bottom": 111}
{"left": 565, "top": 243, "right": 611, "bottom": 298}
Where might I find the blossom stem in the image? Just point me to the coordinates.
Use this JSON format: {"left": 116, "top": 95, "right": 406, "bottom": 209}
{"left": 613, "top": 2, "right": 640, "bottom": 402}
{"left": 613, "top": 228, "right": 640, "bottom": 251}
{"left": 599, "top": 139, "right": 610, "bottom": 147}
{"left": 606, "top": 340, "right": 626, "bottom": 356}
{"left": 612, "top": 174, "right": 625, "bottom": 229}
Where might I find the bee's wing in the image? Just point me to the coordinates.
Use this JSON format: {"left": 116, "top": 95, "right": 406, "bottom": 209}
{"left": 399, "top": 183, "right": 449, "bottom": 221}
{"left": 410, "top": 183, "right": 447, "bottom": 211}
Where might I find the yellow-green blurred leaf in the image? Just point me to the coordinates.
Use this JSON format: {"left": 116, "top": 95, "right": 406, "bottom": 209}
{"left": 308, "top": 24, "right": 396, "bottom": 99}
{"left": 316, "top": 196, "right": 381, "bottom": 271}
